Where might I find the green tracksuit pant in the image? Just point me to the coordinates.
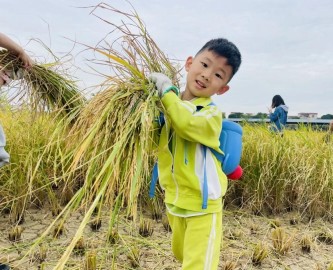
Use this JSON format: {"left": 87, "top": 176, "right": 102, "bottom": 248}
{"left": 167, "top": 211, "right": 222, "bottom": 270}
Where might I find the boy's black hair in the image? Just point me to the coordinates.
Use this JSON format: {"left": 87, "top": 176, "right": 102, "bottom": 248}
{"left": 196, "top": 38, "right": 242, "bottom": 77}
{"left": 271, "top": 95, "right": 285, "bottom": 108}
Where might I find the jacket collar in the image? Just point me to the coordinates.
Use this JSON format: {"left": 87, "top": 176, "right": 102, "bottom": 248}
{"left": 186, "top": 96, "right": 214, "bottom": 107}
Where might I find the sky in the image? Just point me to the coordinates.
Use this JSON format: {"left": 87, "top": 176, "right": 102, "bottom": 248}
{"left": 1, "top": 0, "right": 333, "bottom": 116}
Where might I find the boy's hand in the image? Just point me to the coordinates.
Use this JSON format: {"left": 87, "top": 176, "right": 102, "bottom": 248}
{"left": 148, "top": 72, "right": 179, "bottom": 97}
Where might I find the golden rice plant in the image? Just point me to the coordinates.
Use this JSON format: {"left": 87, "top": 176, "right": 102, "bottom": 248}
{"left": 149, "top": 198, "right": 163, "bottom": 221}
{"left": 74, "top": 237, "right": 86, "bottom": 256}
{"left": 252, "top": 241, "right": 269, "bottom": 266}
{"left": 271, "top": 227, "right": 294, "bottom": 255}
{"left": 107, "top": 229, "right": 119, "bottom": 245}
{"left": 138, "top": 217, "right": 154, "bottom": 237}
{"left": 300, "top": 234, "right": 313, "bottom": 253}
{"left": 33, "top": 244, "right": 47, "bottom": 263}
{"left": 127, "top": 246, "right": 141, "bottom": 268}
{"left": 222, "top": 261, "right": 237, "bottom": 270}
{"left": 8, "top": 225, "right": 23, "bottom": 242}
{"left": 85, "top": 251, "right": 97, "bottom": 270}
{"left": 161, "top": 215, "right": 171, "bottom": 232}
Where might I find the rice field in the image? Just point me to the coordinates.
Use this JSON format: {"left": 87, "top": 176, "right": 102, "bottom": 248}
{"left": 1, "top": 108, "right": 332, "bottom": 269}
{"left": 1, "top": 2, "right": 333, "bottom": 270}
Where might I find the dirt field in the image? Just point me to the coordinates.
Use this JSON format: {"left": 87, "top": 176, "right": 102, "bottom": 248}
{"left": 0, "top": 205, "right": 333, "bottom": 270}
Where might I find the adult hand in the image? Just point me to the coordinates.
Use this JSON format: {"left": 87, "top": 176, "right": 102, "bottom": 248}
{"left": 148, "top": 72, "right": 179, "bottom": 97}
{"left": 17, "top": 51, "right": 33, "bottom": 69}
{"left": 0, "top": 33, "right": 34, "bottom": 69}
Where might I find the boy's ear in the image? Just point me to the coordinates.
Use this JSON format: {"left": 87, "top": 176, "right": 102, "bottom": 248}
{"left": 185, "top": 56, "right": 193, "bottom": 71}
{"left": 216, "top": 85, "right": 230, "bottom": 95}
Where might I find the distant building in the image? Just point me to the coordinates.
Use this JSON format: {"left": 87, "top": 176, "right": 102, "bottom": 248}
{"left": 288, "top": 115, "right": 300, "bottom": 119}
{"left": 298, "top": 113, "right": 318, "bottom": 119}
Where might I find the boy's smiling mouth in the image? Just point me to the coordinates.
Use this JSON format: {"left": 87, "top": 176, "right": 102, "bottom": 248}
{"left": 196, "top": 80, "right": 206, "bottom": 88}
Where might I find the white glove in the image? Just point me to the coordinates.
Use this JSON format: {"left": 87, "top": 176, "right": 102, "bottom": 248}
{"left": 148, "top": 72, "right": 179, "bottom": 97}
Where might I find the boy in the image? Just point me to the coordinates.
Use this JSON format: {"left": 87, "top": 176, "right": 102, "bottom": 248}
{"left": 149, "top": 38, "right": 241, "bottom": 269}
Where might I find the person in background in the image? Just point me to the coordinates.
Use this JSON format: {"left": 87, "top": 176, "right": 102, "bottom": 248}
{"left": 0, "top": 33, "right": 33, "bottom": 270}
{"left": 149, "top": 38, "right": 241, "bottom": 270}
{"left": 268, "top": 94, "right": 289, "bottom": 134}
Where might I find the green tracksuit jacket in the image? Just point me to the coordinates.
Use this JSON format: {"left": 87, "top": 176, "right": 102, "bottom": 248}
{"left": 158, "top": 92, "right": 228, "bottom": 213}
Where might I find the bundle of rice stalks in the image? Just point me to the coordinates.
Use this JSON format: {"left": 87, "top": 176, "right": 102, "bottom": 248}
{"left": 63, "top": 2, "right": 180, "bottom": 218}
{"left": 0, "top": 49, "right": 85, "bottom": 120}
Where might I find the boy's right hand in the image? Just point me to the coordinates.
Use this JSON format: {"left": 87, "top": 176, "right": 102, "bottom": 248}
{"left": 148, "top": 72, "right": 179, "bottom": 97}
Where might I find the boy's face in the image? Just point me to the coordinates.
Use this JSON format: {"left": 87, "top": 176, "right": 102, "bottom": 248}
{"left": 183, "top": 50, "right": 232, "bottom": 100}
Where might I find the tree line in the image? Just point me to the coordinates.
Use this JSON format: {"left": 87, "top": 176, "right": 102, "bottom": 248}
{"left": 228, "top": 113, "right": 333, "bottom": 119}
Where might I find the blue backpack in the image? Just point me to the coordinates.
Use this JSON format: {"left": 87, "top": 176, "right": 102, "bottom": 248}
{"left": 149, "top": 106, "right": 243, "bottom": 209}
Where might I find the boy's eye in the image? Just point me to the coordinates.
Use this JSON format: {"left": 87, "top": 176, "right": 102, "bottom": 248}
{"left": 201, "top": 62, "right": 208, "bottom": 68}
{"left": 215, "top": 73, "right": 223, "bottom": 79}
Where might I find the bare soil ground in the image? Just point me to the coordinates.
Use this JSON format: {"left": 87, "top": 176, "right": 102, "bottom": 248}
{"left": 0, "top": 205, "right": 333, "bottom": 270}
